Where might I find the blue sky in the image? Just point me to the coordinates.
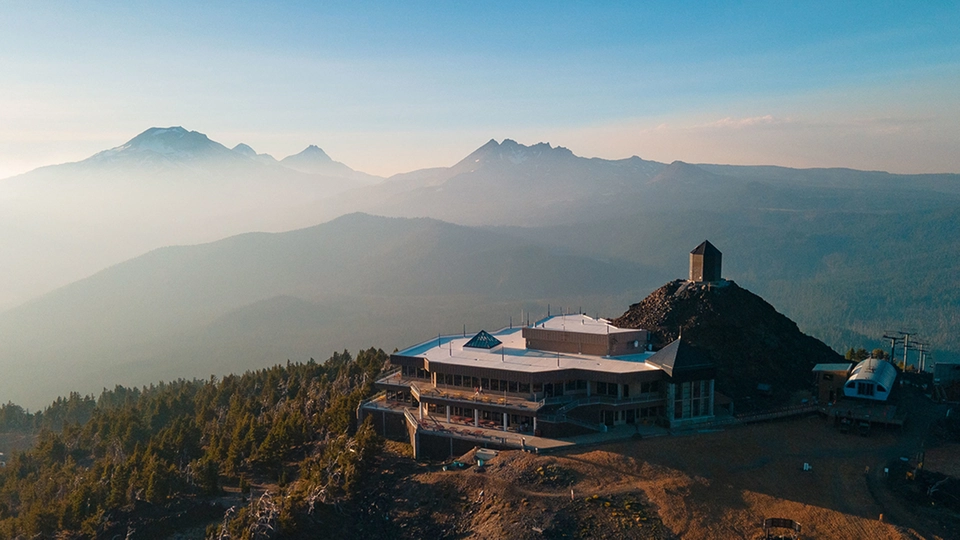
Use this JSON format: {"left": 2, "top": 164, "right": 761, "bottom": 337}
{"left": 1, "top": 1, "right": 958, "bottom": 176}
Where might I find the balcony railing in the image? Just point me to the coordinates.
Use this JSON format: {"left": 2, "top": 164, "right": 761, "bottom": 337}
{"left": 556, "top": 393, "right": 664, "bottom": 414}
{"left": 538, "top": 413, "right": 608, "bottom": 433}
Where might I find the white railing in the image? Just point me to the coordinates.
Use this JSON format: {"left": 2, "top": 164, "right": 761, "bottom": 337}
{"left": 537, "top": 394, "right": 577, "bottom": 407}
{"left": 409, "top": 383, "right": 422, "bottom": 401}
{"left": 374, "top": 367, "right": 403, "bottom": 384}
{"left": 355, "top": 390, "right": 387, "bottom": 419}
{"left": 538, "top": 413, "right": 608, "bottom": 432}
{"left": 557, "top": 393, "right": 663, "bottom": 414}
{"left": 403, "top": 409, "right": 419, "bottom": 429}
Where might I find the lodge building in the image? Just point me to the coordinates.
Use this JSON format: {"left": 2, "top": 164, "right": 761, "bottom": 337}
{"left": 359, "top": 312, "right": 718, "bottom": 456}
{"left": 358, "top": 242, "right": 725, "bottom": 457}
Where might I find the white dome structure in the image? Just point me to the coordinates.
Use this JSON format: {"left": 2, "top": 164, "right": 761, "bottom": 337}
{"left": 843, "top": 358, "right": 897, "bottom": 401}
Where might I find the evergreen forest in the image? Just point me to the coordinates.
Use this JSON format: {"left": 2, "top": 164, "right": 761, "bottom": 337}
{"left": 0, "top": 349, "right": 388, "bottom": 539}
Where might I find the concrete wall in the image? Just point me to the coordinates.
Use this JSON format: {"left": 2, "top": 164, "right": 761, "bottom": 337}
{"left": 416, "top": 433, "right": 499, "bottom": 461}
{"left": 523, "top": 327, "right": 648, "bottom": 356}
{"left": 607, "top": 330, "right": 650, "bottom": 356}
{"left": 362, "top": 408, "right": 409, "bottom": 442}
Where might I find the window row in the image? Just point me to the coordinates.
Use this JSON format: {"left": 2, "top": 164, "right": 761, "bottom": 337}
{"left": 401, "top": 365, "right": 430, "bottom": 379}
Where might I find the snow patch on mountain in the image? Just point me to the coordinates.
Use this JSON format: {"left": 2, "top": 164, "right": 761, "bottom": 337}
{"left": 86, "top": 126, "right": 238, "bottom": 165}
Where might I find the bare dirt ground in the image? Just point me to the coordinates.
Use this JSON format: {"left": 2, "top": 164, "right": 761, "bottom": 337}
{"left": 360, "top": 395, "right": 956, "bottom": 540}
{"left": 925, "top": 443, "right": 960, "bottom": 478}
{"left": 558, "top": 417, "right": 931, "bottom": 540}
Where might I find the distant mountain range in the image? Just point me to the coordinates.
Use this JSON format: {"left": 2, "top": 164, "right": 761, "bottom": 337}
{"left": 2, "top": 127, "right": 959, "bottom": 408}
{"left": 301, "top": 137, "right": 960, "bottom": 227}
{"left": 0, "top": 127, "right": 380, "bottom": 309}
{"left": 0, "top": 213, "right": 654, "bottom": 407}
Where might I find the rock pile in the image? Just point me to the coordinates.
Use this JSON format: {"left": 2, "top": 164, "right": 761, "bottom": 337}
{"left": 613, "top": 279, "right": 842, "bottom": 407}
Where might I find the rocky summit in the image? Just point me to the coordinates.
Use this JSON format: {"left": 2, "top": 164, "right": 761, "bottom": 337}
{"left": 613, "top": 279, "right": 843, "bottom": 407}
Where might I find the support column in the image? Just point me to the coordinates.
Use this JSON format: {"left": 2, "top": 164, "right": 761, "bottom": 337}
{"left": 503, "top": 412, "right": 508, "bottom": 431}
{"left": 617, "top": 383, "right": 623, "bottom": 399}
{"left": 533, "top": 416, "right": 538, "bottom": 431}
{"left": 586, "top": 382, "right": 591, "bottom": 397}
{"left": 665, "top": 383, "right": 675, "bottom": 426}
{"left": 709, "top": 380, "right": 715, "bottom": 416}
{"left": 446, "top": 405, "right": 451, "bottom": 422}
{"left": 474, "top": 408, "right": 479, "bottom": 427}
{"left": 419, "top": 401, "right": 424, "bottom": 421}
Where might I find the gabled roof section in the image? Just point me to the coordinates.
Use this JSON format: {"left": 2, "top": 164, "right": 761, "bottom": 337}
{"left": 646, "top": 338, "right": 715, "bottom": 380}
{"left": 464, "top": 330, "right": 502, "bottom": 349}
{"left": 691, "top": 240, "right": 721, "bottom": 256}
{"left": 812, "top": 363, "right": 854, "bottom": 373}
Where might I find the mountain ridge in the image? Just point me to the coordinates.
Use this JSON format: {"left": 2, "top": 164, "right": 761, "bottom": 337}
{"left": 0, "top": 212, "right": 655, "bottom": 408}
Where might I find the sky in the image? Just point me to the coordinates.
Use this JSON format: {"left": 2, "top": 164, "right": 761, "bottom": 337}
{"left": 1, "top": 1, "right": 959, "bottom": 179}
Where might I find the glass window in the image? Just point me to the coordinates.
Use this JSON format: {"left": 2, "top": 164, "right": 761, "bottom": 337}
{"left": 509, "top": 381, "right": 518, "bottom": 393}
{"left": 519, "top": 382, "right": 531, "bottom": 393}
{"left": 454, "top": 375, "right": 462, "bottom": 386}
{"left": 481, "top": 378, "right": 490, "bottom": 389}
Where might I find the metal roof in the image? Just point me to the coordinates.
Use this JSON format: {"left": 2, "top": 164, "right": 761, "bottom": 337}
{"left": 812, "top": 363, "right": 854, "bottom": 372}
{"left": 848, "top": 358, "right": 897, "bottom": 388}
{"left": 645, "top": 338, "right": 715, "bottom": 381}
{"left": 690, "top": 240, "right": 721, "bottom": 256}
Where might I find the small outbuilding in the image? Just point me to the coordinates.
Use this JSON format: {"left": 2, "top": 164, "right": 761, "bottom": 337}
{"left": 812, "top": 363, "right": 854, "bottom": 403}
{"left": 843, "top": 358, "right": 896, "bottom": 401}
{"left": 933, "top": 361, "right": 960, "bottom": 386}
{"left": 689, "top": 240, "right": 722, "bottom": 282}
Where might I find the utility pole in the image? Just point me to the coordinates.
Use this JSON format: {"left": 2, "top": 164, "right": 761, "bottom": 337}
{"left": 882, "top": 333, "right": 902, "bottom": 364}
{"left": 901, "top": 332, "right": 911, "bottom": 370}
{"left": 915, "top": 342, "right": 927, "bottom": 373}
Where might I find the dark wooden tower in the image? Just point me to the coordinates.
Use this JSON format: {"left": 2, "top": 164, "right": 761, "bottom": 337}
{"left": 689, "top": 241, "right": 722, "bottom": 282}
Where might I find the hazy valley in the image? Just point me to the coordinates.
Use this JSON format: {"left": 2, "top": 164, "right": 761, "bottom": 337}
{"left": 3, "top": 127, "right": 959, "bottom": 408}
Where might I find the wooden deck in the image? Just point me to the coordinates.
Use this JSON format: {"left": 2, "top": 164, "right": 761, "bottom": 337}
{"left": 818, "top": 400, "right": 907, "bottom": 427}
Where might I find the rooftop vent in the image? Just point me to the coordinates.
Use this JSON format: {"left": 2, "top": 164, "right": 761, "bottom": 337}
{"left": 464, "top": 330, "right": 502, "bottom": 349}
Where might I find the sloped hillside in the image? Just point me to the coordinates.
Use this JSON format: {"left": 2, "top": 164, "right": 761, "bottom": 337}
{"left": 612, "top": 279, "right": 843, "bottom": 405}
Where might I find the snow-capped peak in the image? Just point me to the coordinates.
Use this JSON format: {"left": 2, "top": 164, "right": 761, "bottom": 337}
{"left": 85, "top": 127, "right": 238, "bottom": 164}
